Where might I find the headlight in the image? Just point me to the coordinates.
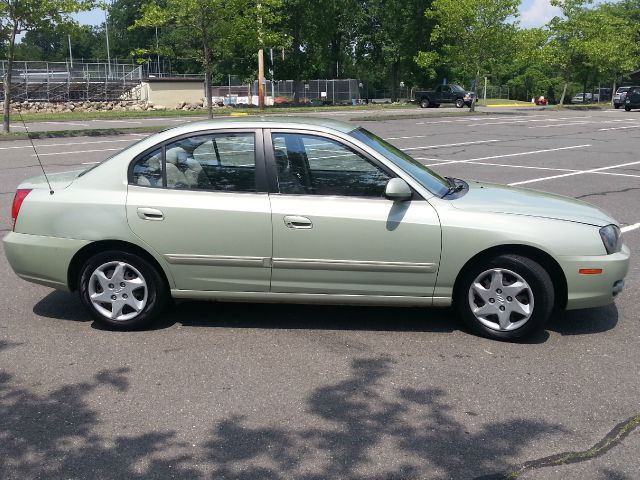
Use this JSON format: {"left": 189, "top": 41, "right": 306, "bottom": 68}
{"left": 599, "top": 225, "right": 623, "bottom": 254}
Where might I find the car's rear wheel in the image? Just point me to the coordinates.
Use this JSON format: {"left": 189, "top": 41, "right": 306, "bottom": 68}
{"left": 455, "top": 98, "right": 465, "bottom": 108}
{"left": 614, "top": 104, "right": 620, "bottom": 109}
{"left": 79, "top": 250, "right": 167, "bottom": 330}
{"left": 420, "top": 98, "right": 430, "bottom": 108}
{"left": 455, "top": 254, "right": 554, "bottom": 341}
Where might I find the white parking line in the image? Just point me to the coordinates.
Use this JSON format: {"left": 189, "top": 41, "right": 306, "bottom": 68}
{"left": 466, "top": 117, "right": 588, "bottom": 127}
{"left": 33, "top": 148, "right": 123, "bottom": 157}
{"left": 415, "top": 115, "right": 540, "bottom": 126}
{"left": 41, "top": 121, "right": 90, "bottom": 127}
{"left": 0, "top": 137, "right": 140, "bottom": 151}
{"left": 598, "top": 125, "right": 640, "bottom": 132}
{"left": 508, "top": 159, "right": 640, "bottom": 186}
{"left": 621, "top": 223, "right": 640, "bottom": 233}
{"left": 81, "top": 161, "right": 101, "bottom": 165}
{"left": 91, "top": 119, "right": 144, "bottom": 124}
{"left": 424, "top": 144, "right": 592, "bottom": 167}
{"left": 400, "top": 139, "right": 501, "bottom": 151}
{"left": 448, "top": 160, "right": 640, "bottom": 179}
{"left": 528, "top": 122, "right": 593, "bottom": 129}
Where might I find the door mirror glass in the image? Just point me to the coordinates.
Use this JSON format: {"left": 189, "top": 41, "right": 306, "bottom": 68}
{"left": 384, "top": 178, "right": 412, "bottom": 201}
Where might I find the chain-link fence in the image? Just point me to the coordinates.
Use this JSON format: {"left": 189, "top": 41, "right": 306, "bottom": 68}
{"left": 0, "top": 60, "right": 144, "bottom": 102}
{"left": 481, "top": 85, "right": 510, "bottom": 100}
{"left": 212, "top": 79, "right": 363, "bottom": 106}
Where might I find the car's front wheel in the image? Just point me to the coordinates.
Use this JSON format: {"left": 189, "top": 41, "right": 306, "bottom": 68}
{"left": 455, "top": 254, "right": 554, "bottom": 341}
{"left": 625, "top": 105, "right": 631, "bottom": 111}
{"left": 455, "top": 98, "right": 465, "bottom": 108}
{"left": 79, "top": 250, "right": 167, "bottom": 330}
{"left": 420, "top": 98, "right": 430, "bottom": 108}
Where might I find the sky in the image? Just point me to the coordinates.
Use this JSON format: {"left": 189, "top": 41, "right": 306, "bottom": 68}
{"left": 74, "top": 1, "right": 570, "bottom": 29}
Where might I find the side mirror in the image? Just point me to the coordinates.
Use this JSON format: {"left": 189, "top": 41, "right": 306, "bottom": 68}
{"left": 384, "top": 178, "right": 412, "bottom": 201}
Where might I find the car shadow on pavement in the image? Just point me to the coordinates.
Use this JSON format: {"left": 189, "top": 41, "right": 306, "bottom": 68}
{"left": 33, "top": 290, "right": 91, "bottom": 323}
{"left": 547, "top": 304, "right": 618, "bottom": 336}
{"left": 33, "top": 291, "right": 617, "bottom": 340}
{"left": 0, "top": 353, "right": 567, "bottom": 480}
{"left": 157, "top": 301, "right": 461, "bottom": 334}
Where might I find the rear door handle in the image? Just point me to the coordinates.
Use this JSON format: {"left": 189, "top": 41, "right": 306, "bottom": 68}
{"left": 137, "top": 207, "right": 164, "bottom": 221}
{"left": 284, "top": 215, "right": 312, "bottom": 229}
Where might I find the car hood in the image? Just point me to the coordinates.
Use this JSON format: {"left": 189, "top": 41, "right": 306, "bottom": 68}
{"left": 451, "top": 181, "right": 617, "bottom": 227}
{"left": 19, "top": 169, "right": 85, "bottom": 190}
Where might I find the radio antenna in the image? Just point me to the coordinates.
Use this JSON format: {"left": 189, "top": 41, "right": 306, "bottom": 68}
{"left": 17, "top": 106, "right": 54, "bottom": 195}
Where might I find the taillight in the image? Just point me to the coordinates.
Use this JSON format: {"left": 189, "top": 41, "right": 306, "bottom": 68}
{"left": 11, "top": 189, "right": 32, "bottom": 231}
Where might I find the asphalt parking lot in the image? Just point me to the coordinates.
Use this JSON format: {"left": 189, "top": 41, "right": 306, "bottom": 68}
{"left": 1, "top": 108, "right": 638, "bottom": 479}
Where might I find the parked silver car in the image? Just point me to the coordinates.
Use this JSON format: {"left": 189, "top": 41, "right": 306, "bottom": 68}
{"left": 4, "top": 118, "right": 630, "bottom": 340}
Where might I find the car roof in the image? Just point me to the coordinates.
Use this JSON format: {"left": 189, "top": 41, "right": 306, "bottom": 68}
{"left": 166, "top": 115, "right": 358, "bottom": 135}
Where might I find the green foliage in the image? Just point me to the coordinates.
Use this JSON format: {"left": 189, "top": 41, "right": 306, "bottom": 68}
{"left": 1, "top": 0, "right": 97, "bottom": 132}
{"left": 1, "top": 0, "right": 639, "bottom": 108}
{"left": 421, "top": 0, "right": 519, "bottom": 89}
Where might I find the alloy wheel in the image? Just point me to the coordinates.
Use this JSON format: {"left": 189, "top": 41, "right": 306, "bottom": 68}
{"left": 88, "top": 261, "right": 148, "bottom": 321}
{"left": 467, "top": 268, "right": 534, "bottom": 331}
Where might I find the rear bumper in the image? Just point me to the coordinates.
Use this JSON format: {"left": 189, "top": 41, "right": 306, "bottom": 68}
{"left": 2, "top": 232, "right": 89, "bottom": 290}
{"left": 558, "top": 244, "right": 631, "bottom": 310}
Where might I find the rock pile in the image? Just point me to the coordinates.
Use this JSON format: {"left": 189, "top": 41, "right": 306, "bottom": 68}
{"left": 7, "top": 100, "right": 185, "bottom": 113}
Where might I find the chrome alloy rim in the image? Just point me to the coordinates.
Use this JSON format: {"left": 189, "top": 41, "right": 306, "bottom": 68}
{"left": 88, "top": 261, "right": 148, "bottom": 321}
{"left": 468, "top": 268, "right": 534, "bottom": 332}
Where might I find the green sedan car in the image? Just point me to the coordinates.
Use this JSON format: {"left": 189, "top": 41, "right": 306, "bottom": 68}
{"left": 4, "top": 117, "right": 630, "bottom": 340}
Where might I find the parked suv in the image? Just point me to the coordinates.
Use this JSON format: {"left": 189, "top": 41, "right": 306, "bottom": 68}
{"left": 415, "top": 84, "right": 475, "bottom": 108}
{"left": 624, "top": 86, "right": 640, "bottom": 111}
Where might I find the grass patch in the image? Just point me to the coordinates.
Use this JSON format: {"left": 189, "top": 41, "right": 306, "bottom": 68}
{"left": 556, "top": 103, "right": 611, "bottom": 110}
{"left": 477, "top": 99, "right": 534, "bottom": 106}
{"left": 356, "top": 110, "right": 507, "bottom": 121}
{"left": 15, "top": 102, "right": 416, "bottom": 123}
{"left": 0, "top": 125, "right": 167, "bottom": 141}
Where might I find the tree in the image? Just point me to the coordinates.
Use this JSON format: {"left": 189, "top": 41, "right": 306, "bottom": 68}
{"left": 547, "top": 0, "right": 639, "bottom": 104}
{"left": 418, "top": 0, "right": 519, "bottom": 111}
{"left": 0, "top": 0, "right": 94, "bottom": 133}
{"left": 356, "top": 0, "right": 434, "bottom": 101}
{"left": 134, "top": 0, "right": 283, "bottom": 117}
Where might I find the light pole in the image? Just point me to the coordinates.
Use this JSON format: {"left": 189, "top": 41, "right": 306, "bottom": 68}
{"left": 257, "top": 2, "right": 265, "bottom": 109}
{"left": 68, "top": 35, "right": 73, "bottom": 69}
{"left": 155, "top": 26, "right": 160, "bottom": 76}
{"left": 104, "top": 2, "right": 111, "bottom": 79}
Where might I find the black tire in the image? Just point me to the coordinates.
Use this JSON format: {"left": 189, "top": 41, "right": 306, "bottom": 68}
{"left": 434, "top": 104, "right": 441, "bottom": 108}
{"left": 79, "top": 250, "right": 167, "bottom": 330}
{"left": 420, "top": 98, "right": 430, "bottom": 108}
{"left": 614, "top": 104, "right": 620, "bottom": 109}
{"left": 625, "top": 106, "right": 631, "bottom": 111}
{"left": 454, "top": 254, "right": 554, "bottom": 341}
{"left": 455, "top": 98, "right": 465, "bottom": 108}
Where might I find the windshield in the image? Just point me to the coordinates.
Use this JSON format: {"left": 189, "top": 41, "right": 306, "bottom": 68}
{"left": 451, "top": 85, "right": 466, "bottom": 93}
{"left": 617, "top": 87, "right": 629, "bottom": 93}
{"left": 350, "top": 128, "right": 450, "bottom": 197}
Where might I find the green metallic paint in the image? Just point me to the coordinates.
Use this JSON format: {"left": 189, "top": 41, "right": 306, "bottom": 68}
{"left": 2, "top": 117, "right": 631, "bottom": 314}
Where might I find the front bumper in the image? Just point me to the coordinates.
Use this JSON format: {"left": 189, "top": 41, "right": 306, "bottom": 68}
{"left": 558, "top": 244, "right": 631, "bottom": 310}
{"left": 3, "top": 232, "right": 89, "bottom": 290}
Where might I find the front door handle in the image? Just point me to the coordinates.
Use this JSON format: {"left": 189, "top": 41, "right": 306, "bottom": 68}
{"left": 137, "top": 207, "right": 164, "bottom": 221}
{"left": 284, "top": 215, "right": 312, "bottom": 229}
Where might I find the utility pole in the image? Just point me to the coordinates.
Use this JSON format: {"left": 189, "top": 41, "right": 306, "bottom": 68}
{"left": 104, "top": 3, "right": 111, "bottom": 79}
{"left": 155, "top": 27, "right": 160, "bottom": 76}
{"left": 257, "top": 3, "right": 265, "bottom": 110}
{"left": 68, "top": 35, "right": 73, "bottom": 69}
{"left": 270, "top": 48, "right": 275, "bottom": 100}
